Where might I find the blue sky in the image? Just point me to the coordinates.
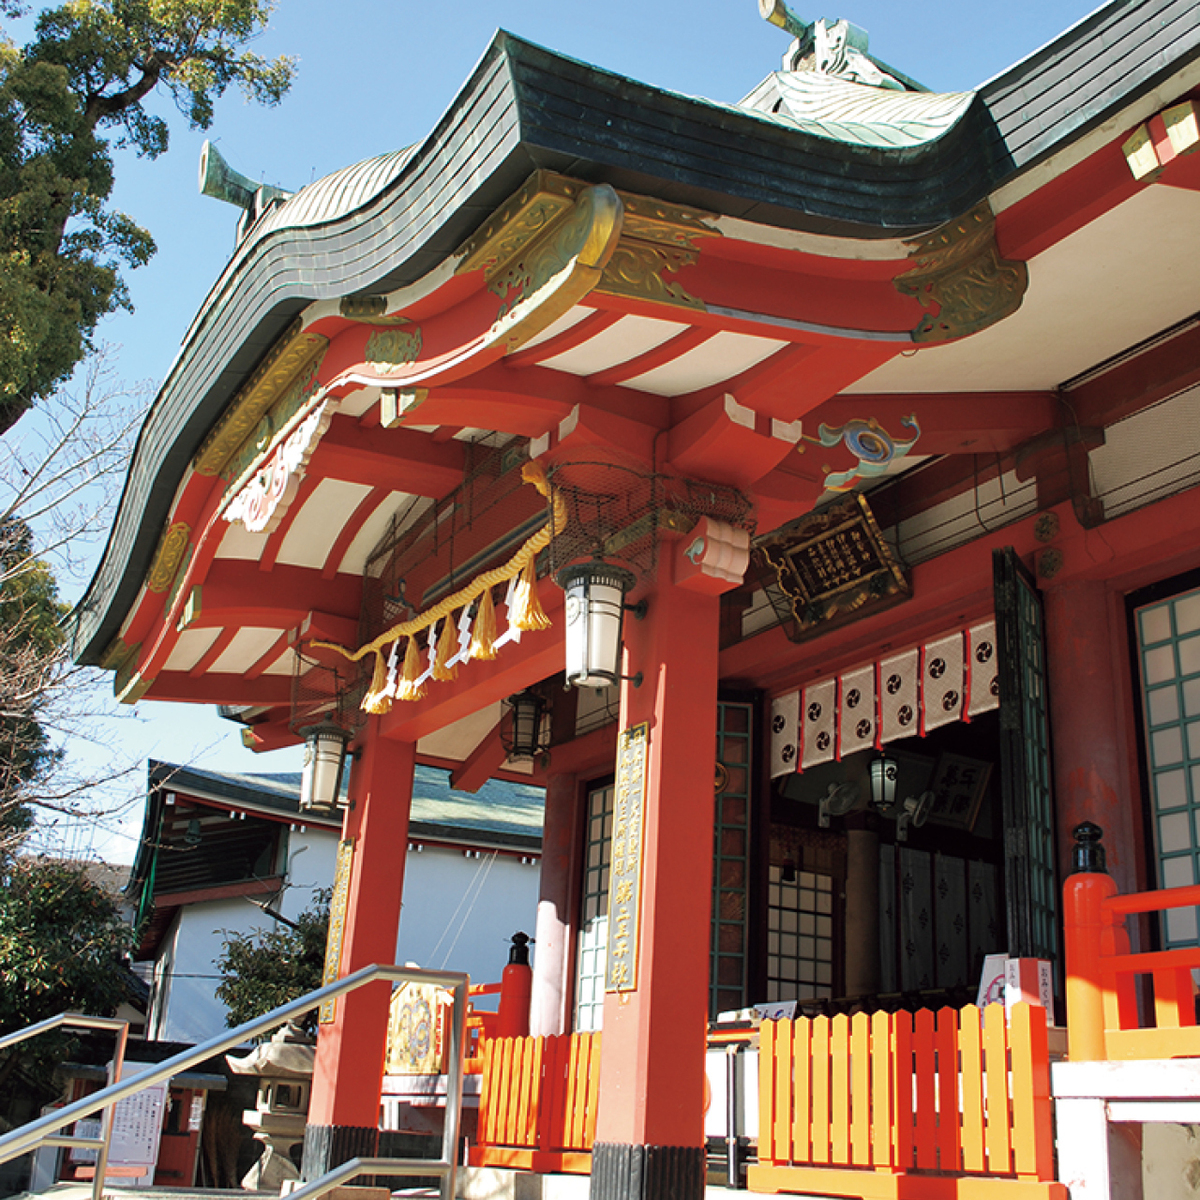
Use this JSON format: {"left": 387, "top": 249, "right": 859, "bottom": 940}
{"left": 38, "top": 0, "right": 1105, "bottom": 859}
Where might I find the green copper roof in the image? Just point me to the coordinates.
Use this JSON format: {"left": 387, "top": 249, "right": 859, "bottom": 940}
{"left": 741, "top": 71, "right": 975, "bottom": 150}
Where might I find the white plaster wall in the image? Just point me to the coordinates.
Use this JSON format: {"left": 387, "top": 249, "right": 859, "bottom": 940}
{"left": 1144, "top": 1124, "right": 1200, "bottom": 1198}
{"left": 154, "top": 896, "right": 254, "bottom": 1044}
{"left": 150, "top": 826, "right": 339, "bottom": 1044}
{"left": 395, "top": 847, "right": 540, "bottom": 994}
{"left": 150, "top": 829, "right": 539, "bottom": 1043}
{"left": 278, "top": 827, "right": 340, "bottom": 919}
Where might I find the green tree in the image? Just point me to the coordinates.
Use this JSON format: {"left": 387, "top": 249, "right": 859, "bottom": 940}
{"left": 0, "top": 0, "right": 294, "bottom": 432}
{"left": 215, "top": 890, "right": 330, "bottom": 1033}
{"left": 0, "top": 855, "right": 133, "bottom": 1093}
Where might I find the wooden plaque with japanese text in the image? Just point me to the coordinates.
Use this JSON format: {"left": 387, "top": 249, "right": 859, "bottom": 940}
{"left": 319, "top": 837, "right": 354, "bottom": 1023}
{"left": 606, "top": 722, "right": 648, "bottom": 993}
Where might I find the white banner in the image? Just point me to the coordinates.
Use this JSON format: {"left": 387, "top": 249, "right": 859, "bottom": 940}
{"left": 778, "top": 615, "right": 998, "bottom": 771}
{"left": 967, "top": 619, "right": 1000, "bottom": 717}
{"left": 769, "top": 690, "right": 800, "bottom": 778}
{"left": 838, "top": 663, "right": 877, "bottom": 757}
{"left": 879, "top": 648, "right": 920, "bottom": 743}
{"left": 801, "top": 678, "right": 837, "bottom": 768}
{"left": 922, "top": 632, "right": 965, "bottom": 732}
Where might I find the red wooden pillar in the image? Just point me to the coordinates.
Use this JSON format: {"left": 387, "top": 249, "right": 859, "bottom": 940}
{"left": 1043, "top": 581, "right": 1142, "bottom": 895}
{"left": 302, "top": 730, "right": 416, "bottom": 1179}
{"left": 590, "top": 580, "right": 720, "bottom": 1200}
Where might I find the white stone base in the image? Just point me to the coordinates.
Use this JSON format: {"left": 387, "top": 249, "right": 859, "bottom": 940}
{"left": 456, "top": 1168, "right": 589, "bottom": 1200}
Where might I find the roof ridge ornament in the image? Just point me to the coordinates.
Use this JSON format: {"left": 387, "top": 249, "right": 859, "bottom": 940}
{"left": 758, "top": 0, "right": 907, "bottom": 91}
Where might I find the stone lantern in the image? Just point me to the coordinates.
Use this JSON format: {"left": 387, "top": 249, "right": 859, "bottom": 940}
{"left": 226, "top": 1021, "right": 316, "bottom": 1190}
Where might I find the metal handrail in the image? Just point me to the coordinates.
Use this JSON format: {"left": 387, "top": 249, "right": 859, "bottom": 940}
{"left": 0, "top": 1012, "right": 129, "bottom": 1200}
{"left": 0, "top": 963, "right": 469, "bottom": 1200}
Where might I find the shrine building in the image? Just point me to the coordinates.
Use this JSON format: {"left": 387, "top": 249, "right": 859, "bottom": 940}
{"left": 74, "top": 2, "right": 1200, "bottom": 1197}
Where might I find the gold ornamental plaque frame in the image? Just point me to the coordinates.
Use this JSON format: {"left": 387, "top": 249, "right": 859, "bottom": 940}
{"left": 605, "top": 722, "right": 648, "bottom": 993}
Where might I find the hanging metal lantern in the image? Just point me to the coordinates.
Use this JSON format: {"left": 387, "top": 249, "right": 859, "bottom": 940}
{"left": 502, "top": 690, "right": 548, "bottom": 761}
{"left": 869, "top": 753, "right": 898, "bottom": 813}
{"left": 556, "top": 561, "right": 637, "bottom": 688}
{"left": 299, "top": 724, "right": 350, "bottom": 814}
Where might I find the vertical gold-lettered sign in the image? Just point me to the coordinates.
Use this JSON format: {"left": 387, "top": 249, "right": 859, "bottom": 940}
{"left": 319, "top": 837, "right": 355, "bottom": 1023}
{"left": 606, "top": 722, "right": 648, "bottom": 993}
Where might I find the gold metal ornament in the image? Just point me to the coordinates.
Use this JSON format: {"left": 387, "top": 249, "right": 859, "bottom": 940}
{"left": 894, "top": 202, "right": 1028, "bottom": 344}
{"left": 145, "top": 521, "right": 192, "bottom": 594}
{"left": 193, "top": 323, "right": 328, "bottom": 477}
{"left": 365, "top": 325, "right": 423, "bottom": 373}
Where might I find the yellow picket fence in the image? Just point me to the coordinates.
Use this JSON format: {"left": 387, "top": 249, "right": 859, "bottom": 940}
{"left": 748, "top": 1004, "right": 1066, "bottom": 1199}
{"left": 469, "top": 1032, "right": 600, "bottom": 1174}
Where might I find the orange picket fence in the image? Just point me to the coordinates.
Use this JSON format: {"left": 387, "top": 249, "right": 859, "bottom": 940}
{"left": 469, "top": 1032, "right": 601, "bottom": 1174}
{"left": 1063, "top": 869, "right": 1200, "bottom": 1061}
{"left": 748, "top": 1004, "right": 1066, "bottom": 1200}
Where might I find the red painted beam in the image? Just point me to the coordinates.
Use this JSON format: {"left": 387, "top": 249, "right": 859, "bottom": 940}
{"left": 309, "top": 416, "right": 465, "bottom": 495}
{"left": 260, "top": 475, "right": 320, "bottom": 572}
{"left": 393, "top": 387, "right": 574, "bottom": 439}
{"left": 449, "top": 721, "right": 509, "bottom": 793}
{"left": 727, "top": 339, "right": 902, "bottom": 423}
{"left": 188, "top": 628, "right": 237, "bottom": 678}
{"left": 147, "top": 673, "right": 292, "bottom": 705}
{"left": 378, "top": 590, "right": 567, "bottom": 744}
{"left": 667, "top": 394, "right": 800, "bottom": 489}
{"left": 531, "top": 722, "right": 617, "bottom": 781}
{"left": 997, "top": 135, "right": 1141, "bottom": 262}
{"left": 586, "top": 327, "right": 713, "bottom": 387}
{"left": 321, "top": 486, "right": 392, "bottom": 580}
{"left": 244, "top": 629, "right": 292, "bottom": 681}
{"left": 676, "top": 241, "right": 922, "bottom": 334}
{"left": 186, "top": 604, "right": 308, "bottom": 631}
{"left": 239, "top": 721, "right": 301, "bottom": 753}
{"left": 505, "top": 310, "right": 622, "bottom": 369}
{"left": 198, "top": 561, "right": 361, "bottom": 624}
{"left": 152, "top": 875, "right": 286, "bottom": 909}
{"left": 1067, "top": 318, "right": 1200, "bottom": 428}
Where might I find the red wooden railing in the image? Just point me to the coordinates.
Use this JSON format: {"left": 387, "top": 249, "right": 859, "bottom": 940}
{"left": 748, "top": 1005, "right": 1065, "bottom": 1200}
{"left": 469, "top": 1032, "right": 601, "bottom": 1174}
{"left": 1063, "top": 867, "right": 1200, "bottom": 1061}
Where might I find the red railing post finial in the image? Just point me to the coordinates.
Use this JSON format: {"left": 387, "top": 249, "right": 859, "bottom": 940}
{"left": 1063, "top": 822, "right": 1120, "bottom": 1061}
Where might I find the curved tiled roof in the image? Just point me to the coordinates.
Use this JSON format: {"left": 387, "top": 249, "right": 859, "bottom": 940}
{"left": 146, "top": 759, "right": 543, "bottom": 840}
{"left": 72, "top": 2, "right": 1200, "bottom": 664}
{"left": 259, "top": 148, "right": 417, "bottom": 234}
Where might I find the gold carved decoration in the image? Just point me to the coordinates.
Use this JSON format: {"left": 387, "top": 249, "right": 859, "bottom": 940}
{"left": 193, "top": 322, "right": 329, "bottom": 477}
{"left": 319, "top": 837, "right": 355, "bottom": 1024}
{"left": 98, "top": 636, "right": 133, "bottom": 672}
{"left": 456, "top": 169, "right": 719, "bottom": 315}
{"left": 111, "top": 639, "right": 152, "bottom": 705}
{"left": 219, "top": 356, "right": 325, "bottom": 486}
{"left": 487, "top": 184, "right": 623, "bottom": 318}
{"left": 145, "top": 521, "right": 192, "bottom": 594}
{"left": 365, "top": 324, "right": 423, "bottom": 373}
{"left": 341, "top": 294, "right": 388, "bottom": 320}
{"left": 893, "top": 201, "right": 1028, "bottom": 344}
{"left": 338, "top": 295, "right": 413, "bottom": 324}
{"left": 486, "top": 184, "right": 624, "bottom": 353}
{"left": 165, "top": 541, "right": 195, "bottom": 613}
{"left": 596, "top": 191, "right": 717, "bottom": 309}
{"left": 606, "top": 722, "right": 648, "bottom": 994}
{"left": 599, "top": 241, "right": 704, "bottom": 309}
{"left": 457, "top": 172, "right": 582, "bottom": 279}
